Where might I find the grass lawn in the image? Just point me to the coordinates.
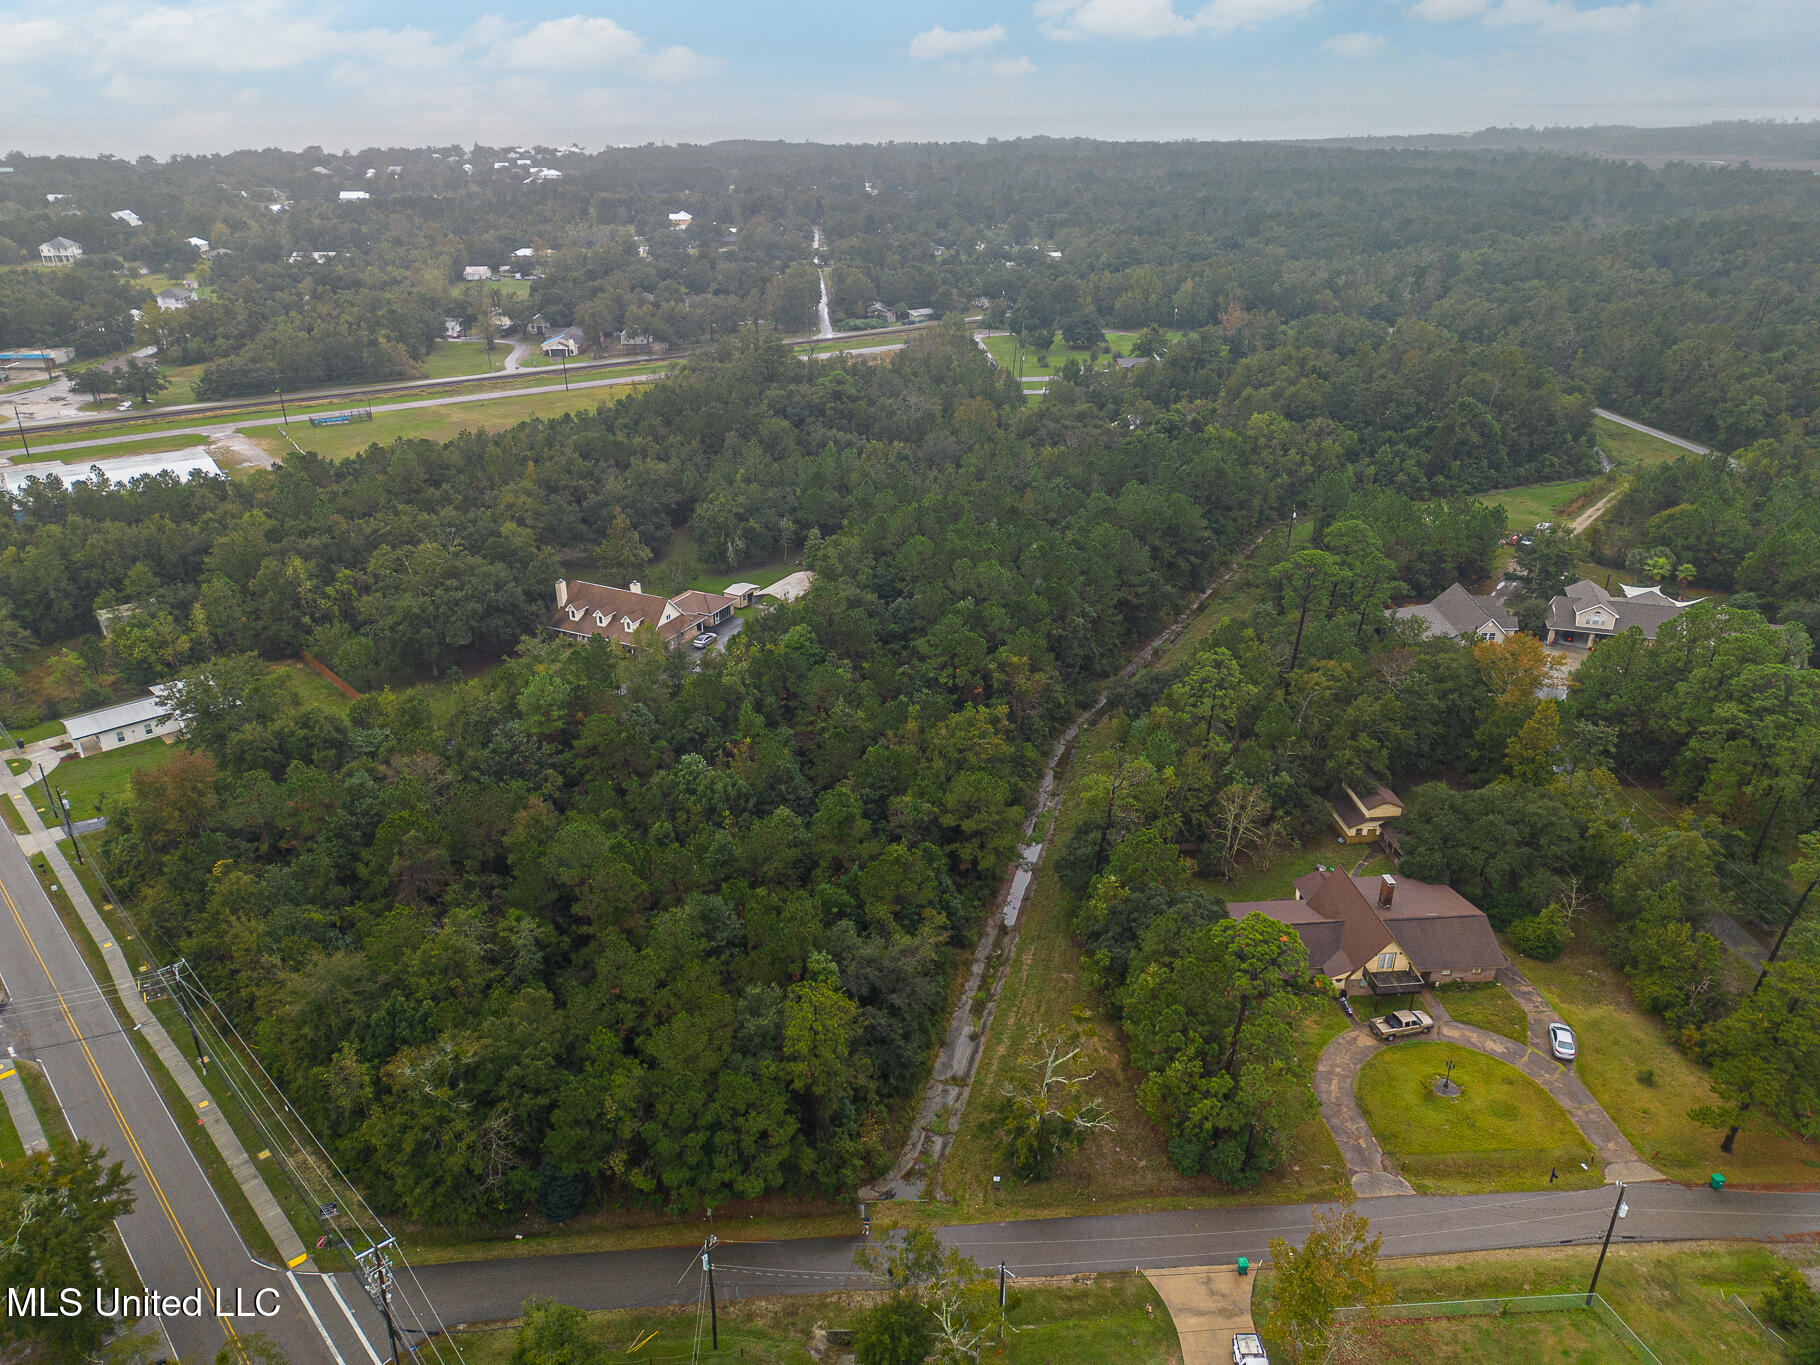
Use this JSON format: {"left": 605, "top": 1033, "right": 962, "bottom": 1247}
{"left": 14, "top": 432, "right": 216, "bottom": 465}
{"left": 419, "top": 339, "right": 503, "bottom": 379}
{"left": 0, "top": 1085, "right": 26, "bottom": 1163}
{"left": 1203, "top": 828, "right": 1380, "bottom": 904}
{"left": 1326, "top": 1308, "right": 1628, "bottom": 1363}
{"left": 453, "top": 1272, "right": 1179, "bottom": 1365}
{"left": 12, "top": 719, "right": 66, "bottom": 744}
{"left": 1354, "top": 1041, "right": 1599, "bottom": 1193}
{"left": 271, "top": 657, "right": 359, "bottom": 709}
{"left": 0, "top": 798, "right": 24, "bottom": 835}
{"left": 1594, "top": 414, "right": 1699, "bottom": 468}
{"left": 1488, "top": 478, "right": 1604, "bottom": 531}
{"left": 1259, "top": 1241, "right": 1794, "bottom": 1365}
{"left": 5, "top": 756, "right": 29, "bottom": 775}
{"left": 1435, "top": 981, "right": 1529, "bottom": 1046}
{"left": 980, "top": 329, "right": 1181, "bottom": 376}
{"left": 449, "top": 278, "right": 533, "bottom": 299}
{"left": 34, "top": 739, "right": 181, "bottom": 827}
{"left": 1512, "top": 928, "right": 1820, "bottom": 1185}
{"left": 255, "top": 385, "right": 643, "bottom": 461}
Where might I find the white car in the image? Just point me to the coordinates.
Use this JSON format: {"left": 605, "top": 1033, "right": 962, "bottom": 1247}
{"left": 691, "top": 632, "right": 715, "bottom": 649}
{"left": 1233, "top": 1332, "right": 1270, "bottom": 1364}
{"left": 1548, "top": 1021, "right": 1577, "bottom": 1062}
{"left": 116, "top": 400, "right": 135, "bottom": 410}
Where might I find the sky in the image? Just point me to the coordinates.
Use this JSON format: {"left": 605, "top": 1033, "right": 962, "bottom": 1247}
{"left": 3, "top": 0, "right": 1817, "bottom": 156}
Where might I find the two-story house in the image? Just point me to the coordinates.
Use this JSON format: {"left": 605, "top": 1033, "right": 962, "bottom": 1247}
{"left": 1392, "top": 583, "right": 1517, "bottom": 642}
{"left": 1544, "top": 579, "right": 1698, "bottom": 647}
{"left": 1330, "top": 782, "right": 1403, "bottom": 844}
{"left": 547, "top": 579, "right": 739, "bottom": 650}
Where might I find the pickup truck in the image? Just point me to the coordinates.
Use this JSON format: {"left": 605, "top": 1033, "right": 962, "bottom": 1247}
{"left": 1368, "top": 1008, "right": 1434, "bottom": 1041}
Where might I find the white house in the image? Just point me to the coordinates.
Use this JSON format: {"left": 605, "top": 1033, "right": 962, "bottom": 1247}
{"left": 513, "top": 246, "right": 536, "bottom": 258}
{"left": 39, "top": 237, "right": 83, "bottom": 265}
{"left": 110, "top": 209, "right": 144, "bottom": 227}
{"left": 155, "top": 286, "right": 199, "bottom": 310}
{"left": 339, "top": 190, "right": 370, "bottom": 202}
{"left": 668, "top": 210, "right": 693, "bottom": 229}
{"left": 59, "top": 686, "right": 181, "bottom": 758}
{"left": 462, "top": 265, "right": 492, "bottom": 282}
{"left": 186, "top": 236, "right": 210, "bottom": 251}
{"left": 541, "top": 327, "right": 585, "bottom": 358}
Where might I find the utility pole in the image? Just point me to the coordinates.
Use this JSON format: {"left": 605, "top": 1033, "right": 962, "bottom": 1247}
{"left": 11, "top": 404, "right": 29, "bottom": 459}
{"left": 277, "top": 386, "right": 290, "bottom": 423}
{"left": 359, "top": 1242, "right": 405, "bottom": 1365}
{"left": 701, "top": 1234, "right": 719, "bottom": 1351}
{"left": 165, "top": 966, "right": 208, "bottom": 1075}
{"left": 1585, "top": 1181, "right": 1628, "bottom": 1306}
{"left": 53, "top": 786, "right": 80, "bottom": 862}
{"left": 560, "top": 351, "right": 569, "bottom": 391}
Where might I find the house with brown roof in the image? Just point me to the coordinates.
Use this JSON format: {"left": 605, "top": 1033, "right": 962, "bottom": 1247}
{"left": 1330, "top": 782, "right": 1403, "bottom": 844}
{"left": 1228, "top": 869, "right": 1507, "bottom": 996}
{"left": 548, "top": 579, "right": 739, "bottom": 650}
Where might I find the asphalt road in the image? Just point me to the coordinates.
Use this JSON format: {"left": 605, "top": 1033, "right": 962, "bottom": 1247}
{"left": 415, "top": 1182, "right": 1820, "bottom": 1326}
{"left": 0, "top": 830, "right": 385, "bottom": 1365}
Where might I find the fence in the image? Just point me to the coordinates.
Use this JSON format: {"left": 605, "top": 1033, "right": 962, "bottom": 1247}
{"left": 1335, "top": 1293, "right": 1660, "bottom": 1363}
{"left": 307, "top": 407, "right": 373, "bottom": 427}
{"left": 1727, "top": 1292, "right": 1786, "bottom": 1344}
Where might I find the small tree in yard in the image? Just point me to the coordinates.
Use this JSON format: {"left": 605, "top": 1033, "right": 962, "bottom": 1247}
{"left": 995, "top": 1027, "right": 1114, "bottom": 1178}
{"left": 857, "top": 1228, "right": 1004, "bottom": 1362}
{"left": 1267, "top": 1208, "right": 1387, "bottom": 1363}
{"left": 854, "top": 1295, "right": 936, "bottom": 1365}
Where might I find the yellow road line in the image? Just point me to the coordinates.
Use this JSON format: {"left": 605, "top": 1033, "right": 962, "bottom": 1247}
{"left": 0, "top": 875, "right": 246, "bottom": 1360}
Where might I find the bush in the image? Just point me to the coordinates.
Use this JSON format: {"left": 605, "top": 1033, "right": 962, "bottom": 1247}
{"left": 1763, "top": 1267, "right": 1820, "bottom": 1365}
{"left": 853, "top": 1294, "right": 935, "bottom": 1365}
{"left": 1635, "top": 1067, "right": 1656, "bottom": 1087}
{"left": 1510, "top": 904, "right": 1571, "bottom": 961}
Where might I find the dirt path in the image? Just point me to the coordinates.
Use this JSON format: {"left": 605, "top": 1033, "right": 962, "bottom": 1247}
{"left": 1570, "top": 487, "right": 1623, "bottom": 536}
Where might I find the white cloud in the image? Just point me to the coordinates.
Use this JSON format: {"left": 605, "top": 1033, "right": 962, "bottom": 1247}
{"left": 1322, "top": 31, "right": 1387, "bottom": 56}
{"left": 0, "top": 17, "right": 66, "bottom": 66}
{"left": 1036, "top": 0, "right": 1320, "bottom": 41}
{"left": 991, "top": 56, "right": 1039, "bottom": 77}
{"left": 909, "top": 24, "right": 1008, "bottom": 60}
{"left": 490, "top": 16, "right": 718, "bottom": 78}
{"left": 1485, "top": 0, "right": 1648, "bottom": 33}
{"left": 1404, "top": 0, "right": 1491, "bottom": 20}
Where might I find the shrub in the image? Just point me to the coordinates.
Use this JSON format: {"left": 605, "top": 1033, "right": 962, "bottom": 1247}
{"left": 853, "top": 1294, "right": 935, "bottom": 1365}
{"left": 1510, "top": 904, "right": 1572, "bottom": 961}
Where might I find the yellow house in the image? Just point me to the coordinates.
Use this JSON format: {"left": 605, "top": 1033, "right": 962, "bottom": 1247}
{"left": 1330, "top": 782, "right": 1403, "bottom": 844}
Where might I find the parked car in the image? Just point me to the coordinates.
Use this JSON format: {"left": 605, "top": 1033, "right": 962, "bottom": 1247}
{"left": 1368, "top": 1009, "right": 1434, "bottom": 1042}
{"left": 1232, "top": 1332, "right": 1270, "bottom": 1364}
{"left": 1548, "top": 1021, "right": 1577, "bottom": 1061}
{"left": 116, "top": 400, "right": 134, "bottom": 410}
{"left": 691, "top": 632, "right": 715, "bottom": 649}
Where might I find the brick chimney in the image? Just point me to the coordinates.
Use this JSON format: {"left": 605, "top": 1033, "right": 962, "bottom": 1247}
{"left": 1378, "top": 874, "right": 1397, "bottom": 908}
{"left": 555, "top": 578, "right": 568, "bottom": 608}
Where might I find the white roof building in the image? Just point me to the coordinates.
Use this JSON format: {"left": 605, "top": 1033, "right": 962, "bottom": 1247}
{"left": 669, "top": 210, "right": 693, "bottom": 228}
{"left": 111, "top": 209, "right": 144, "bottom": 227}
{"left": 186, "top": 236, "right": 210, "bottom": 251}
{"left": 339, "top": 190, "right": 370, "bottom": 201}
{"left": 59, "top": 685, "right": 181, "bottom": 756}
{"left": 38, "top": 237, "right": 83, "bottom": 265}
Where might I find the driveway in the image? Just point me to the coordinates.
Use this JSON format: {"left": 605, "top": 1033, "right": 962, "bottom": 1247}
{"left": 1143, "top": 1265, "right": 1255, "bottom": 1365}
{"left": 1314, "top": 971, "right": 1662, "bottom": 1194}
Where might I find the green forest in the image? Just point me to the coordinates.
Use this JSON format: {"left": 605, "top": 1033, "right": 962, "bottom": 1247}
{"left": 2, "top": 132, "right": 1817, "bottom": 1227}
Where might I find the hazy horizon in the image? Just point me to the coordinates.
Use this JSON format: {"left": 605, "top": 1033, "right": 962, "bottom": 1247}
{"left": 4, "top": 1, "right": 1817, "bottom": 158}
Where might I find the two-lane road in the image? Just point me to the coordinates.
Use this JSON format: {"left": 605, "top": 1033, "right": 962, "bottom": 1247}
{"left": 0, "top": 832, "right": 383, "bottom": 1365}
{"left": 413, "top": 1182, "right": 1820, "bottom": 1325}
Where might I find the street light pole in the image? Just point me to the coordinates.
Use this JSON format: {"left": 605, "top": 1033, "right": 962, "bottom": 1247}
{"left": 11, "top": 404, "right": 29, "bottom": 460}
{"left": 1585, "top": 1181, "right": 1628, "bottom": 1305}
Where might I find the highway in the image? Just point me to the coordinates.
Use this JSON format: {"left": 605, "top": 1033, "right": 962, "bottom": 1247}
{"left": 413, "top": 1182, "right": 1820, "bottom": 1325}
{"left": 0, "top": 829, "right": 387, "bottom": 1365}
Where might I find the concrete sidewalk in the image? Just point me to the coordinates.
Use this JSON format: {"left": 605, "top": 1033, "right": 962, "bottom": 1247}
{"left": 1143, "top": 1264, "right": 1257, "bottom": 1365}
{"left": 0, "top": 1051, "right": 50, "bottom": 1153}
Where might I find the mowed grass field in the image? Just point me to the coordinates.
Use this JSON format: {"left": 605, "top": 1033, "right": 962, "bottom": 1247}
{"left": 1594, "top": 413, "right": 1704, "bottom": 467}
{"left": 1255, "top": 1241, "right": 1796, "bottom": 1365}
{"left": 254, "top": 384, "right": 644, "bottom": 460}
{"left": 1354, "top": 1041, "right": 1600, "bottom": 1193}
{"left": 452, "top": 1272, "right": 1181, "bottom": 1365}
{"left": 980, "top": 328, "right": 1182, "bottom": 374}
{"left": 1434, "top": 981, "right": 1530, "bottom": 1046}
{"left": 1489, "top": 477, "right": 1603, "bottom": 530}
{"left": 1514, "top": 926, "right": 1820, "bottom": 1185}
{"left": 34, "top": 738, "right": 181, "bottom": 827}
